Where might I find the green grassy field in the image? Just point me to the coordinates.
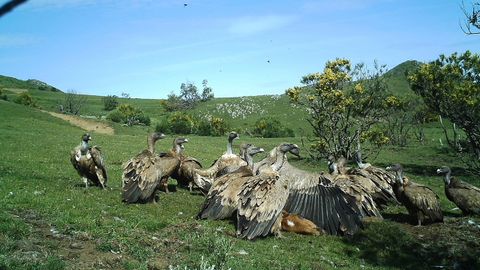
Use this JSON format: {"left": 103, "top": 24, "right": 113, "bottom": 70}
{"left": 1, "top": 99, "right": 480, "bottom": 270}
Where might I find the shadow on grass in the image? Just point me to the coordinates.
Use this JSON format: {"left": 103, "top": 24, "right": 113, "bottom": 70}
{"left": 344, "top": 220, "right": 480, "bottom": 270}
{"left": 374, "top": 162, "right": 469, "bottom": 177}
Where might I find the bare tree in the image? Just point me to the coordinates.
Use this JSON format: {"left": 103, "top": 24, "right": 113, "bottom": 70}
{"left": 461, "top": 1, "right": 480, "bottom": 34}
{"left": 63, "top": 90, "right": 87, "bottom": 115}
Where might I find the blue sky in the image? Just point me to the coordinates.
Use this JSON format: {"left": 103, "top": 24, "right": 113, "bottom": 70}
{"left": 1, "top": 0, "right": 479, "bottom": 98}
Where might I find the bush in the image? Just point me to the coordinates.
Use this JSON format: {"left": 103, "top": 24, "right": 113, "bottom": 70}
{"left": 197, "top": 117, "right": 230, "bottom": 136}
{"left": 106, "top": 110, "right": 125, "bottom": 123}
{"left": 14, "top": 92, "right": 37, "bottom": 107}
{"left": 168, "top": 112, "right": 195, "bottom": 134}
{"left": 0, "top": 89, "right": 7, "bottom": 101}
{"left": 155, "top": 119, "right": 171, "bottom": 134}
{"left": 252, "top": 117, "right": 294, "bottom": 138}
{"left": 102, "top": 95, "right": 118, "bottom": 111}
{"left": 106, "top": 104, "right": 150, "bottom": 126}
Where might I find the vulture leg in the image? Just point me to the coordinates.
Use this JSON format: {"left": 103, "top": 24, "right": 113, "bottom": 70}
{"left": 83, "top": 177, "right": 88, "bottom": 189}
{"left": 161, "top": 177, "right": 170, "bottom": 194}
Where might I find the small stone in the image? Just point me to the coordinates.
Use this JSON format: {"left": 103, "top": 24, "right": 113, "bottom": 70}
{"left": 69, "top": 242, "right": 83, "bottom": 249}
{"left": 237, "top": 249, "right": 248, "bottom": 255}
{"left": 113, "top": 217, "right": 125, "bottom": 223}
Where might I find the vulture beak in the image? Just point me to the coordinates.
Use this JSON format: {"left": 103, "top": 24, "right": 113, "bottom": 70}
{"left": 386, "top": 166, "right": 391, "bottom": 170}
{"left": 259, "top": 148, "right": 264, "bottom": 153}
{"left": 436, "top": 169, "right": 441, "bottom": 174}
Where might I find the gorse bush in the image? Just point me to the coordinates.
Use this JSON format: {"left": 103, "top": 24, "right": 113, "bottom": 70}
{"left": 107, "top": 104, "right": 150, "bottom": 126}
{"left": 252, "top": 117, "right": 294, "bottom": 138}
{"left": 0, "top": 89, "right": 7, "bottom": 101}
{"left": 168, "top": 112, "right": 195, "bottom": 134}
{"left": 197, "top": 117, "right": 230, "bottom": 136}
{"left": 102, "top": 95, "right": 118, "bottom": 111}
{"left": 14, "top": 92, "right": 37, "bottom": 107}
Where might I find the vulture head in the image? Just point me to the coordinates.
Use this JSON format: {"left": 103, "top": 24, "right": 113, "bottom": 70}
{"left": 228, "top": 131, "right": 239, "bottom": 142}
{"left": 239, "top": 143, "right": 253, "bottom": 158}
{"left": 278, "top": 143, "right": 299, "bottom": 154}
{"left": 246, "top": 145, "right": 264, "bottom": 156}
{"left": 151, "top": 132, "right": 166, "bottom": 141}
{"left": 386, "top": 163, "right": 404, "bottom": 184}
{"left": 436, "top": 166, "right": 452, "bottom": 185}
{"left": 288, "top": 144, "right": 300, "bottom": 158}
{"left": 82, "top": 133, "right": 92, "bottom": 142}
{"left": 174, "top": 137, "right": 189, "bottom": 151}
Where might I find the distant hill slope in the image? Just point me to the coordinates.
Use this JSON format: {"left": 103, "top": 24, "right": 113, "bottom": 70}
{"left": 0, "top": 75, "right": 61, "bottom": 92}
{"left": 0, "top": 60, "right": 419, "bottom": 134}
{"left": 384, "top": 60, "right": 422, "bottom": 97}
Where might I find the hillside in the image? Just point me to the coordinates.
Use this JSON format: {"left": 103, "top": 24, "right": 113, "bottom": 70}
{"left": 0, "top": 75, "right": 61, "bottom": 93}
{"left": 0, "top": 60, "right": 420, "bottom": 135}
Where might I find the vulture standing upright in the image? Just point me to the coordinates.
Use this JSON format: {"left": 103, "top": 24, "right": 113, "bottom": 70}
{"left": 197, "top": 144, "right": 264, "bottom": 220}
{"left": 386, "top": 164, "right": 443, "bottom": 225}
{"left": 437, "top": 166, "right": 480, "bottom": 215}
{"left": 194, "top": 131, "right": 245, "bottom": 192}
{"left": 122, "top": 135, "right": 187, "bottom": 203}
{"left": 70, "top": 133, "right": 108, "bottom": 188}
{"left": 236, "top": 143, "right": 362, "bottom": 240}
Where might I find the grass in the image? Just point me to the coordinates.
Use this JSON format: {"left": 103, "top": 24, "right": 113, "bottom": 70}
{"left": 1, "top": 93, "right": 480, "bottom": 270}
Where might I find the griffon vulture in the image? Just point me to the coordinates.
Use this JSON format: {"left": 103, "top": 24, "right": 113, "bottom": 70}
{"left": 437, "top": 166, "right": 480, "bottom": 215}
{"left": 236, "top": 143, "right": 362, "bottom": 240}
{"left": 386, "top": 164, "right": 443, "bottom": 225}
{"left": 197, "top": 144, "right": 264, "bottom": 220}
{"left": 70, "top": 133, "right": 107, "bottom": 188}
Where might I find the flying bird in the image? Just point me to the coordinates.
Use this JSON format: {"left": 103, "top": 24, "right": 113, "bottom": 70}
{"left": 70, "top": 133, "right": 108, "bottom": 189}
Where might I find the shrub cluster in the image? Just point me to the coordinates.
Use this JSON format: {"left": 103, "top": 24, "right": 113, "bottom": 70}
{"left": 155, "top": 112, "right": 230, "bottom": 136}
{"left": 103, "top": 95, "right": 119, "bottom": 111}
{"left": 14, "top": 92, "right": 37, "bottom": 107}
{"left": 252, "top": 117, "right": 294, "bottom": 138}
{"left": 107, "top": 104, "right": 150, "bottom": 126}
{"left": 0, "top": 89, "right": 7, "bottom": 101}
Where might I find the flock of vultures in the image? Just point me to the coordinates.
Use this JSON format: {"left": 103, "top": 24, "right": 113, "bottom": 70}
{"left": 70, "top": 132, "right": 480, "bottom": 240}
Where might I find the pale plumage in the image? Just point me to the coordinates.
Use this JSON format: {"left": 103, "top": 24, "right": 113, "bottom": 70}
{"left": 197, "top": 144, "right": 264, "bottom": 220}
{"left": 194, "top": 132, "right": 245, "bottom": 192}
{"left": 70, "top": 133, "right": 107, "bottom": 188}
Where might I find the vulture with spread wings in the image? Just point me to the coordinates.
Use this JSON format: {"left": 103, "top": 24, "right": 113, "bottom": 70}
{"left": 236, "top": 143, "right": 362, "bottom": 240}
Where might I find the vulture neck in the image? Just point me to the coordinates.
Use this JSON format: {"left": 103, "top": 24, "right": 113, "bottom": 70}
{"left": 147, "top": 136, "right": 157, "bottom": 154}
{"left": 395, "top": 170, "right": 404, "bottom": 185}
{"left": 443, "top": 170, "right": 452, "bottom": 186}
{"left": 272, "top": 150, "right": 286, "bottom": 171}
{"left": 245, "top": 153, "right": 255, "bottom": 171}
{"left": 174, "top": 144, "right": 183, "bottom": 154}
{"left": 226, "top": 139, "right": 234, "bottom": 155}
{"left": 80, "top": 140, "right": 89, "bottom": 154}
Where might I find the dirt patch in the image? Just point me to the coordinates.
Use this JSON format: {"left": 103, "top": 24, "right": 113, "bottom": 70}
{"left": 4, "top": 88, "right": 28, "bottom": 94}
{"left": 10, "top": 210, "right": 146, "bottom": 270}
{"left": 45, "top": 111, "right": 114, "bottom": 135}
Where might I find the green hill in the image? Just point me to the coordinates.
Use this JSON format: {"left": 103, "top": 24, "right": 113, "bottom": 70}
{"left": 0, "top": 60, "right": 422, "bottom": 135}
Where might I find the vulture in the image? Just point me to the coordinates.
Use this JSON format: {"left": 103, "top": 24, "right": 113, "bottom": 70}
{"left": 197, "top": 144, "right": 265, "bottom": 220}
{"left": 122, "top": 135, "right": 186, "bottom": 203}
{"left": 322, "top": 157, "right": 383, "bottom": 219}
{"left": 349, "top": 151, "right": 398, "bottom": 207}
{"left": 194, "top": 131, "right": 245, "bottom": 192}
{"left": 236, "top": 143, "right": 363, "bottom": 240}
{"left": 437, "top": 166, "right": 480, "bottom": 215}
{"left": 70, "top": 133, "right": 108, "bottom": 188}
{"left": 386, "top": 164, "right": 443, "bottom": 225}
{"left": 171, "top": 150, "right": 203, "bottom": 193}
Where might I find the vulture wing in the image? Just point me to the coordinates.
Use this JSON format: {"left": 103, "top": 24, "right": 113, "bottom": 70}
{"left": 280, "top": 163, "right": 362, "bottom": 235}
{"left": 122, "top": 150, "right": 163, "bottom": 203}
{"left": 404, "top": 184, "right": 443, "bottom": 221}
{"left": 90, "top": 146, "right": 107, "bottom": 186}
{"left": 198, "top": 167, "right": 253, "bottom": 220}
{"left": 236, "top": 171, "right": 288, "bottom": 240}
